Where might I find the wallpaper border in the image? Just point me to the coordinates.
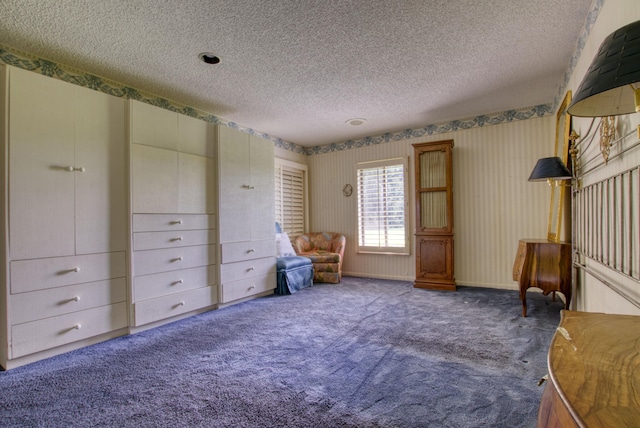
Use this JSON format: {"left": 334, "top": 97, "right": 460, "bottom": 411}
{"left": 552, "top": 0, "right": 603, "bottom": 111}
{"left": 3, "top": 17, "right": 604, "bottom": 158}
{"left": 306, "top": 105, "right": 553, "bottom": 155}
{"left": 0, "top": 45, "right": 308, "bottom": 155}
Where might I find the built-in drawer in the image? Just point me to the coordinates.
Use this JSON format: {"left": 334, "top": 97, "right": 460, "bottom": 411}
{"left": 10, "top": 252, "right": 126, "bottom": 294}
{"left": 11, "top": 278, "right": 126, "bottom": 325}
{"left": 221, "top": 272, "right": 276, "bottom": 303}
{"left": 220, "top": 239, "right": 275, "bottom": 264}
{"left": 134, "top": 265, "right": 216, "bottom": 302}
{"left": 10, "top": 302, "right": 128, "bottom": 358}
{"left": 219, "top": 257, "right": 275, "bottom": 284}
{"left": 133, "top": 245, "right": 216, "bottom": 276}
{"left": 132, "top": 214, "right": 215, "bottom": 232}
{"left": 133, "top": 229, "right": 216, "bottom": 251}
{"left": 134, "top": 285, "right": 217, "bottom": 326}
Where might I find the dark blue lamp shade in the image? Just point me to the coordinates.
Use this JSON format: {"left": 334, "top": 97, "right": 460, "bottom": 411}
{"left": 528, "top": 157, "right": 572, "bottom": 181}
{"left": 568, "top": 19, "right": 640, "bottom": 117}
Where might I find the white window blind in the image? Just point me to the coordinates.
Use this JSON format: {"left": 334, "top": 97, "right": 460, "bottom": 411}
{"left": 356, "top": 157, "right": 409, "bottom": 254}
{"left": 274, "top": 159, "right": 307, "bottom": 237}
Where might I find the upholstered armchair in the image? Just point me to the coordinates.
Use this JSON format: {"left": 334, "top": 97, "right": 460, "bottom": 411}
{"left": 293, "top": 232, "right": 346, "bottom": 283}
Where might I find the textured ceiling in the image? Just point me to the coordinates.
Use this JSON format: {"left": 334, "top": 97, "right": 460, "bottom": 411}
{"left": 0, "top": 0, "right": 593, "bottom": 147}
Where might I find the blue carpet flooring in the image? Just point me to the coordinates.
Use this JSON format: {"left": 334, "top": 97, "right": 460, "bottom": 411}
{"left": 0, "top": 277, "right": 563, "bottom": 427}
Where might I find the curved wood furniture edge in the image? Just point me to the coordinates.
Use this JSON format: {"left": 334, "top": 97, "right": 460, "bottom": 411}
{"left": 537, "top": 310, "right": 640, "bottom": 427}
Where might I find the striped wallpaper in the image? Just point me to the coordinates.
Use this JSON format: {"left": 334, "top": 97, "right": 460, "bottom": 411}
{"left": 307, "top": 116, "right": 555, "bottom": 288}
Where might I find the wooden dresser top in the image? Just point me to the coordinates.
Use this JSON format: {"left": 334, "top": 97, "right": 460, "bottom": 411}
{"left": 548, "top": 310, "right": 640, "bottom": 427}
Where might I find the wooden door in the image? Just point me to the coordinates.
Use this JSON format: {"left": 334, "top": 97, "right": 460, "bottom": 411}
{"left": 75, "top": 86, "right": 126, "bottom": 254}
{"left": 9, "top": 68, "right": 75, "bottom": 259}
{"left": 130, "top": 100, "right": 177, "bottom": 150}
{"left": 178, "top": 152, "right": 216, "bottom": 214}
{"left": 249, "top": 134, "right": 275, "bottom": 241}
{"left": 218, "top": 126, "right": 251, "bottom": 243}
{"left": 131, "top": 144, "right": 179, "bottom": 213}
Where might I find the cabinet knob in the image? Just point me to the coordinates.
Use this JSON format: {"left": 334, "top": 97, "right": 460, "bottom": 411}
{"left": 172, "top": 279, "right": 183, "bottom": 285}
{"left": 177, "top": 236, "right": 183, "bottom": 241}
{"left": 74, "top": 324, "right": 82, "bottom": 330}
{"left": 247, "top": 248, "right": 255, "bottom": 253}
{"left": 73, "top": 296, "right": 80, "bottom": 302}
{"left": 248, "top": 285, "right": 256, "bottom": 290}
{"left": 178, "top": 301, "right": 185, "bottom": 306}
{"left": 247, "top": 267, "right": 254, "bottom": 271}
{"left": 73, "top": 267, "right": 80, "bottom": 273}
{"left": 242, "top": 184, "right": 255, "bottom": 190}
{"left": 170, "top": 219, "right": 183, "bottom": 225}
{"left": 74, "top": 167, "right": 86, "bottom": 172}
{"left": 171, "top": 257, "right": 183, "bottom": 262}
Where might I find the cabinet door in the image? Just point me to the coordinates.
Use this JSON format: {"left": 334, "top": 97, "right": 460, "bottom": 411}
{"left": 75, "top": 87, "right": 126, "bottom": 253}
{"left": 416, "top": 235, "right": 453, "bottom": 280}
{"left": 416, "top": 146, "right": 453, "bottom": 234}
{"left": 131, "top": 144, "right": 179, "bottom": 213}
{"left": 9, "top": 68, "right": 75, "bottom": 259}
{"left": 249, "top": 135, "right": 275, "bottom": 241}
{"left": 218, "top": 126, "right": 251, "bottom": 243}
{"left": 178, "top": 153, "right": 216, "bottom": 214}
{"left": 178, "top": 114, "right": 215, "bottom": 158}
{"left": 130, "top": 100, "right": 177, "bottom": 151}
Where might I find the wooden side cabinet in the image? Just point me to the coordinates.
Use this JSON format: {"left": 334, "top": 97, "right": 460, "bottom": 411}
{"left": 512, "top": 239, "right": 571, "bottom": 317}
{"left": 413, "top": 140, "right": 455, "bottom": 290}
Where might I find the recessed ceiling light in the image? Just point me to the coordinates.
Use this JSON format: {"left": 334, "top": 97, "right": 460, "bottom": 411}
{"left": 199, "top": 52, "right": 220, "bottom": 64}
{"left": 346, "top": 118, "right": 367, "bottom": 126}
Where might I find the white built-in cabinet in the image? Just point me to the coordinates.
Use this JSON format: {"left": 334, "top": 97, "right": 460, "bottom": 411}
{"left": 217, "top": 126, "right": 276, "bottom": 303}
{"left": 0, "top": 66, "right": 276, "bottom": 370}
{"left": 129, "top": 100, "right": 217, "bottom": 326}
{"left": 1, "top": 66, "right": 128, "bottom": 369}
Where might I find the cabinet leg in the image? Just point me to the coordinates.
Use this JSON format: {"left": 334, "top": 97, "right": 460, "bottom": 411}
{"left": 519, "top": 286, "right": 528, "bottom": 317}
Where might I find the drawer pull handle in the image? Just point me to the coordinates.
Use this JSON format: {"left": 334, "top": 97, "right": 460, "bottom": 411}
{"left": 172, "top": 279, "right": 184, "bottom": 285}
{"left": 74, "top": 324, "right": 82, "bottom": 330}
{"left": 242, "top": 184, "right": 255, "bottom": 190}
{"left": 74, "top": 167, "right": 86, "bottom": 172}
{"left": 73, "top": 267, "right": 80, "bottom": 273}
{"left": 170, "top": 219, "right": 183, "bottom": 225}
{"left": 247, "top": 267, "right": 254, "bottom": 271}
{"left": 171, "top": 257, "right": 183, "bottom": 262}
{"left": 247, "top": 248, "right": 255, "bottom": 253}
{"left": 249, "top": 285, "right": 255, "bottom": 290}
{"left": 170, "top": 236, "right": 183, "bottom": 242}
{"left": 178, "top": 301, "right": 185, "bottom": 306}
{"left": 73, "top": 296, "right": 80, "bottom": 302}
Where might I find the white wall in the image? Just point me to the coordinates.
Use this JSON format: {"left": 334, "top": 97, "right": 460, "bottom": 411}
{"left": 307, "top": 116, "right": 554, "bottom": 287}
{"left": 567, "top": 0, "right": 640, "bottom": 315}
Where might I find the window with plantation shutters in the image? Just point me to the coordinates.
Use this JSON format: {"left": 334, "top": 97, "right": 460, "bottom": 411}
{"left": 274, "top": 159, "right": 307, "bottom": 237}
{"left": 356, "top": 157, "right": 409, "bottom": 254}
